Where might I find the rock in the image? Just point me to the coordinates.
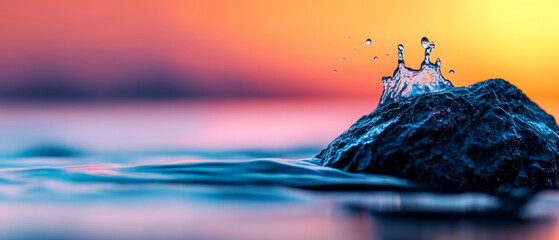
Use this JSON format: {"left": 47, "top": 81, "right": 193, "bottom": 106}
{"left": 316, "top": 79, "right": 559, "bottom": 190}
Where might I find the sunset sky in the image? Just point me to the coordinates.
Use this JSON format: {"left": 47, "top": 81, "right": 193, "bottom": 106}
{"left": 1, "top": 1, "right": 558, "bottom": 104}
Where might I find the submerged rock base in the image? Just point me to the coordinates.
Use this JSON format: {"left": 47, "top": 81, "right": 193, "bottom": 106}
{"left": 316, "top": 79, "right": 559, "bottom": 191}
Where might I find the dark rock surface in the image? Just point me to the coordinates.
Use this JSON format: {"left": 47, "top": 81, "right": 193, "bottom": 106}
{"left": 316, "top": 79, "right": 559, "bottom": 190}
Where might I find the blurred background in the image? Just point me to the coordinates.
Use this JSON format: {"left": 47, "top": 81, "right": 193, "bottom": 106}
{"left": 1, "top": 1, "right": 559, "bottom": 101}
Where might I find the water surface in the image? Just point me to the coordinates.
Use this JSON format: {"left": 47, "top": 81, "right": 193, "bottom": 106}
{"left": 1, "top": 100, "right": 559, "bottom": 240}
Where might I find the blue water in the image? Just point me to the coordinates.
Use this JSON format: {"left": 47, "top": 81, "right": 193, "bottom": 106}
{"left": 0, "top": 155, "right": 411, "bottom": 200}
{"left": 1, "top": 101, "right": 559, "bottom": 240}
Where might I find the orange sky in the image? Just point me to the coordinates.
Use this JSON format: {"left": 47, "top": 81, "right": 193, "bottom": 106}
{"left": 0, "top": 1, "right": 558, "bottom": 106}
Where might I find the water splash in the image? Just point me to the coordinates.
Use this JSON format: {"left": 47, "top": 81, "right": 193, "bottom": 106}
{"left": 379, "top": 37, "right": 454, "bottom": 106}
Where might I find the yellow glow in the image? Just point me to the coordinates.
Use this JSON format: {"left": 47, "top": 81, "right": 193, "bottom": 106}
{"left": 1, "top": 0, "right": 559, "bottom": 107}
{"left": 160, "top": 1, "right": 559, "bottom": 102}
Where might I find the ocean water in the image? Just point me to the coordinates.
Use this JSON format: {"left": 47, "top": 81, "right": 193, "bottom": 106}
{"left": 1, "top": 100, "right": 559, "bottom": 240}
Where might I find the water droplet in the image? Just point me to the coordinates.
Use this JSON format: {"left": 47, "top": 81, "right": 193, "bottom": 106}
{"left": 386, "top": 53, "right": 389, "bottom": 57}
{"left": 374, "top": 56, "right": 379, "bottom": 60}
{"left": 449, "top": 70, "right": 455, "bottom": 74}
{"left": 365, "top": 38, "right": 372, "bottom": 46}
{"left": 333, "top": 70, "right": 337, "bottom": 74}
{"left": 421, "top": 37, "right": 430, "bottom": 49}
{"left": 342, "top": 58, "right": 347, "bottom": 61}
{"left": 398, "top": 44, "right": 404, "bottom": 51}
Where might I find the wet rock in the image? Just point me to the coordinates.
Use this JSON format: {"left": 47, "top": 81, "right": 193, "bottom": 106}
{"left": 316, "top": 79, "right": 559, "bottom": 190}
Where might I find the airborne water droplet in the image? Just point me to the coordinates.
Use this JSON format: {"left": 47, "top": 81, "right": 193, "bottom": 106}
{"left": 342, "top": 58, "right": 347, "bottom": 61}
{"left": 449, "top": 70, "right": 455, "bottom": 74}
{"left": 374, "top": 56, "right": 378, "bottom": 60}
{"left": 398, "top": 44, "right": 404, "bottom": 51}
{"left": 333, "top": 70, "right": 337, "bottom": 74}
{"left": 365, "top": 38, "right": 372, "bottom": 46}
{"left": 386, "top": 54, "right": 389, "bottom": 57}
